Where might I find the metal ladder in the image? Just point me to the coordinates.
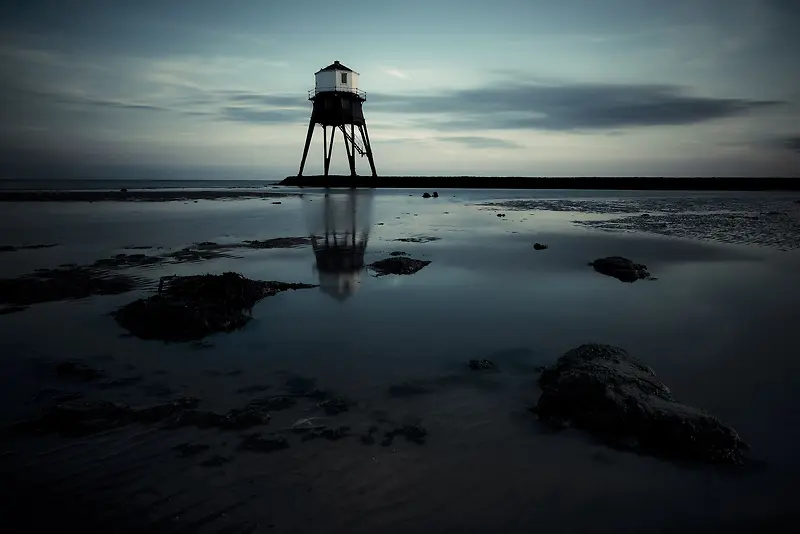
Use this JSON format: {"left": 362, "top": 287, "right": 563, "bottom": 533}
{"left": 340, "top": 126, "right": 367, "bottom": 157}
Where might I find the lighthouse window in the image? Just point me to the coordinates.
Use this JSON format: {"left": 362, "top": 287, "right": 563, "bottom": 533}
{"left": 341, "top": 72, "right": 348, "bottom": 84}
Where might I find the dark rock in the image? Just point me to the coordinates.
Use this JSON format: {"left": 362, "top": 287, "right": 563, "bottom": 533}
{"left": 0, "top": 243, "right": 57, "bottom": 253}
{"left": 534, "top": 343, "right": 748, "bottom": 465}
{"left": 164, "top": 248, "right": 234, "bottom": 263}
{"left": 369, "top": 257, "right": 431, "bottom": 276}
{"left": 393, "top": 236, "right": 440, "bottom": 243}
{"left": 200, "top": 454, "right": 231, "bottom": 467}
{"left": 111, "top": 272, "right": 317, "bottom": 342}
{"left": 0, "top": 266, "right": 138, "bottom": 306}
{"left": 318, "top": 397, "right": 350, "bottom": 415}
{"left": 240, "top": 237, "right": 309, "bottom": 249}
{"left": 120, "top": 188, "right": 128, "bottom": 192}
{"left": 56, "top": 361, "right": 104, "bottom": 382}
{"left": 288, "top": 417, "right": 327, "bottom": 434}
{"left": 173, "top": 443, "right": 210, "bottom": 457}
{"left": 302, "top": 426, "right": 351, "bottom": 442}
{"left": 589, "top": 256, "right": 651, "bottom": 283}
{"left": 239, "top": 433, "right": 289, "bottom": 453}
{"left": 92, "top": 253, "right": 163, "bottom": 269}
{"left": 389, "top": 251, "right": 408, "bottom": 256}
{"left": 496, "top": 213, "right": 506, "bottom": 217}
{"left": 248, "top": 395, "right": 296, "bottom": 411}
{"left": 361, "top": 425, "right": 378, "bottom": 445}
{"left": 177, "top": 405, "right": 271, "bottom": 431}
{"left": 271, "top": 201, "right": 282, "bottom": 205}
{"left": 422, "top": 192, "right": 431, "bottom": 198}
{"left": 432, "top": 191, "right": 439, "bottom": 198}
{"left": 468, "top": 359, "right": 496, "bottom": 371}
{"left": 533, "top": 242, "right": 548, "bottom": 250}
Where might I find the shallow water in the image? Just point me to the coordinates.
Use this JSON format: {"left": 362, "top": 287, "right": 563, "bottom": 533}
{"left": 1, "top": 189, "right": 799, "bottom": 533}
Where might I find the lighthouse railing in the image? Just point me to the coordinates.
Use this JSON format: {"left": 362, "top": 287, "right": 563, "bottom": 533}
{"left": 308, "top": 88, "right": 367, "bottom": 100}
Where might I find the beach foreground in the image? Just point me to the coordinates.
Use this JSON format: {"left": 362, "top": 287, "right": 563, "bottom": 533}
{"left": 1, "top": 187, "right": 799, "bottom": 533}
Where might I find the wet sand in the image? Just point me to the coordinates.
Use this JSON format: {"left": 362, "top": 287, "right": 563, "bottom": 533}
{"left": 1, "top": 188, "right": 799, "bottom": 533}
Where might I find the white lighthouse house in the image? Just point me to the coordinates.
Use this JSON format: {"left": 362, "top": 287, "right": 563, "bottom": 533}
{"left": 314, "top": 60, "right": 361, "bottom": 94}
{"left": 297, "top": 61, "right": 378, "bottom": 178}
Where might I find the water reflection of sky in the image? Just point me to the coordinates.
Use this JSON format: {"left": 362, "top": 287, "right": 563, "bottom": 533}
{"left": 2, "top": 190, "right": 800, "bottom": 472}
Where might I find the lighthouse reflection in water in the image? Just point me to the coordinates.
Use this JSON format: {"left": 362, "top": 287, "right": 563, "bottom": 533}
{"left": 303, "top": 189, "right": 374, "bottom": 301}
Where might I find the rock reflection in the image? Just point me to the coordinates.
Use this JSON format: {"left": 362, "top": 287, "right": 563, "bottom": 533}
{"left": 303, "top": 189, "right": 374, "bottom": 301}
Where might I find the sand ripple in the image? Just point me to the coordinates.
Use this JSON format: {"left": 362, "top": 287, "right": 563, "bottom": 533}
{"left": 482, "top": 196, "right": 800, "bottom": 249}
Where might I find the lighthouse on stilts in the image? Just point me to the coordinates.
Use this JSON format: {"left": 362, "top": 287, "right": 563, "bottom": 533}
{"left": 297, "top": 61, "right": 378, "bottom": 178}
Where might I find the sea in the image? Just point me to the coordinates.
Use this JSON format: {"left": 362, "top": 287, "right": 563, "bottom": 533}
{"left": 1, "top": 184, "right": 799, "bottom": 533}
{"left": 0, "top": 178, "right": 281, "bottom": 191}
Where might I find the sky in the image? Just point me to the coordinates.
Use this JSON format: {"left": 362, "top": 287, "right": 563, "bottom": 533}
{"left": 1, "top": 0, "right": 799, "bottom": 178}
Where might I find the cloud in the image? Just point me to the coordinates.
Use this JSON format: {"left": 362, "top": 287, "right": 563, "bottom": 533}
{"left": 383, "top": 68, "right": 407, "bottom": 79}
{"left": 437, "top": 136, "right": 520, "bottom": 148}
{"left": 368, "top": 81, "right": 782, "bottom": 131}
{"left": 783, "top": 136, "right": 800, "bottom": 153}
{"left": 220, "top": 106, "right": 308, "bottom": 124}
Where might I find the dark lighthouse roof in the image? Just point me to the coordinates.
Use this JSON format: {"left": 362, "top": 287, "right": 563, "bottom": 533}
{"left": 315, "top": 60, "right": 358, "bottom": 74}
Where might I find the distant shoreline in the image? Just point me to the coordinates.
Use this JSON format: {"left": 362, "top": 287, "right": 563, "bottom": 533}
{"left": 280, "top": 175, "right": 800, "bottom": 191}
{"left": 0, "top": 190, "right": 294, "bottom": 202}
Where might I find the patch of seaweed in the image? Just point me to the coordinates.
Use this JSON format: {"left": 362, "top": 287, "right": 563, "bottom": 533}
{"left": 111, "top": 272, "right": 317, "bottom": 342}
{"left": 0, "top": 266, "right": 139, "bottom": 306}
{"left": 368, "top": 257, "right": 431, "bottom": 276}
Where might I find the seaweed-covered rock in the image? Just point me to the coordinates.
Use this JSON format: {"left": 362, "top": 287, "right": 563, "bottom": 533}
{"left": 393, "top": 236, "right": 440, "bottom": 243}
{"left": 0, "top": 243, "right": 57, "bottom": 253}
{"left": 111, "top": 272, "right": 317, "bottom": 342}
{"left": 301, "top": 426, "right": 351, "bottom": 442}
{"left": 422, "top": 192, "right": 431, "bottom": 198}
{"left": 468, "top": 359, "right": 496, "bottom": 371}
{"left": 0, "top": 266, "right": 138, "bottom": 306}
{"left": 589, "top": 256, "right": 650, "bottom": 282}
{"left": 176, "top": 405, "right": 272, "bottom": 430}
{"left": 247, "top": 395, "right": 296, "bottom": 411}
{"left": 369, "top": 257, "right": 431, "bottom": 276}
{"left": 534, "top": 344, "right": 748, "bottom": 464}
{"left": 241, "top": 237, "right": 309, "bottom": 249}
{"left": 318, "top": 396, "right": 350, "bottom": 415}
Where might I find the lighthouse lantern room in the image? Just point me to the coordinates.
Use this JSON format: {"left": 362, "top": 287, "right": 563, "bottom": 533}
{"left": 297, "top": 61, "right": 377, "bottom": 178}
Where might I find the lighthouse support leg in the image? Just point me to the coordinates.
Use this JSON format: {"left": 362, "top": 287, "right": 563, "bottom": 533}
{"left": 340, "top": 125, "right": 354, "bottom": 177}
{"left": 325, "top": 127, "right": 334, "bottom": 176}
{"left": 348, "top": 123, "right": 357, "bottom": 177}
{"left": 322, "top": 126, "right": 327, "bottom": 176}
{"left": 298, "top": 120, "right": 315, "bottom": 177}
{"left": 360, "top": 123, "right": 378, "bottom": 177}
